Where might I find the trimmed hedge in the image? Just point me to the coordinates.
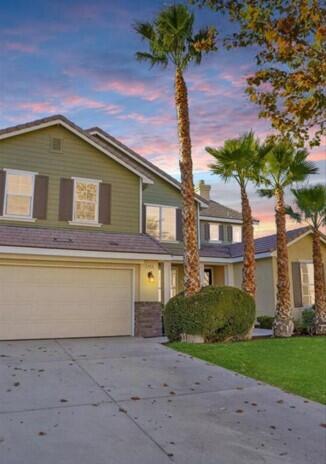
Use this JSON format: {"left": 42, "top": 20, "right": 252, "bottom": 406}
{"left": 164, "top": 286, "right": 256, "bottom": 343}
{"left": 257, "top": 315, "right": 274, "bottom": 329}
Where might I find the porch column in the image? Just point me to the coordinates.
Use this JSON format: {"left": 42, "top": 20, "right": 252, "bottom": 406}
{"left": 163, "top": 261, "right": 172, "bottom": 304}
{"left": 225, "top": 264, "right": 234, "bottom": 286}
{"left": 200, "top": 263, "right": 205, "bottom": 286}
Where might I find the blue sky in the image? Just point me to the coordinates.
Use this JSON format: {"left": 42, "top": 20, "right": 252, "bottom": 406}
{"left": 0, "top": 0, "right": 324, "bottom": 235}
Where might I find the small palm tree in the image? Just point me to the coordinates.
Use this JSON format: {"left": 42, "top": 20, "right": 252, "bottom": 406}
{"left": 258, "top": 138, "right": 318, "bottom": 337}
{"left": 134, "top": 4, "right": 217, "bottom": 296}
{"left": 207, "top": 131, "right": 261, "bottom": 298}
{"left": 287, "top": 185, "right": 326, "bottom": 335}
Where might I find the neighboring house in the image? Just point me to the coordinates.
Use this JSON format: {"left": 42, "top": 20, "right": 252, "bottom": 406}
{"left": 0, "top": 115, "right": 324, "bottom": 340}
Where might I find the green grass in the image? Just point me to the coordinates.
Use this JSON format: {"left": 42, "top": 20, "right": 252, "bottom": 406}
{"left": 169, "top": 337, "right": 326, "bottom": 404}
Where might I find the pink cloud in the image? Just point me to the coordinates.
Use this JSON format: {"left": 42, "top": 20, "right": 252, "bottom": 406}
{"left": 4, "top": 42, "right": 38, "bottom": 54}
{"left": 96, "top": 79, "right": 164, "bottom": 102}
{"left": 17, "top": 102, "right": 58, "bottom": 113}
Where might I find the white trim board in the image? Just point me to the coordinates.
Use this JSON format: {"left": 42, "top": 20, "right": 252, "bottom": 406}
{"left": 0, "top": 119, "right": 153, "bottom": 185}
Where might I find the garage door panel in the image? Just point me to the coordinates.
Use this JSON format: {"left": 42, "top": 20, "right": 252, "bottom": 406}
{"left": 0, "top": 266, "right": 133, "bottom": 340}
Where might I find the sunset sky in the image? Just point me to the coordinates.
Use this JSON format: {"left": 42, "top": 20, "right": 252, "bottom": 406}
{"left": 1, "top": 0, "right": 324, "bottom": 237}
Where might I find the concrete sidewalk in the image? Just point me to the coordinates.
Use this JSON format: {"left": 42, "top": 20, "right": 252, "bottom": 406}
{"left": 0, "top": 337, "right": 325, "bottom": 463}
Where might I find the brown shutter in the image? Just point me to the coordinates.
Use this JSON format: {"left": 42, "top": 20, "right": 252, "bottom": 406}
{"left": 33, "top": 175, "right": 49, "bottom": 219}
{"left": 227, "top": 225, "right": 233, "bottom": 242}
{"left": 292, "top": 262, "right": 303, "bottom": 308}
{"left": 99, "top": 183, "right": 111, "bottom": 225}
{"left": 219, "top": 224, "right": 224, "bottom": 242}
{"left": 58, "top": 178, "right": 74, "bottom": 221}
{"left": 0, "top": 170, "right": 6, "bottom": 216}
{"left": 204, "top": 222, "right": 210, "bottom": 241}
{"left": 142, "top": 204, "right": 147, "bottom": 233}
{"left": 176, "top": 208, "right": 183, "bottom": 241}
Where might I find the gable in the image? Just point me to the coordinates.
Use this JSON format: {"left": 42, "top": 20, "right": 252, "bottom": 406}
{"left": 0, "top": 125, "right": 141, "bottom": 234}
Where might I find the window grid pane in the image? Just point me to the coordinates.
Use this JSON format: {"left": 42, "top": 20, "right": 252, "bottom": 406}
{"left": 74, "top": 181, "right": 98, "bottom": 222}
{"left": 146, "top": 206, "right": 160, "bottom": 239}
{"left": 300, "top": 263, "right": 315, "bottom": 306}
{"left": 5, "top": 173, "right": 33, "bottom": 217}
{"left": 209, "top": 224, "right": 219, "bottom": 241}
{"left": 161, "top": 207, "right": 176, "bottom": 241}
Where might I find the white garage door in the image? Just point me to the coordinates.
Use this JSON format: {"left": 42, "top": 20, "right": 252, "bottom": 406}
{"left": 0, "top": 265, "right": 133, "bottom": 340}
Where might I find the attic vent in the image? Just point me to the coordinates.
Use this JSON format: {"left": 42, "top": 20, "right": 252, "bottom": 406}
{"left": 51, "top": 137, "right": 63, "bottom": 152}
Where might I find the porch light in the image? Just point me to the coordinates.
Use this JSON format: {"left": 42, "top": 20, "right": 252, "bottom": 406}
{"left": 147, "top": 271, "right": 155, "bottom": 283}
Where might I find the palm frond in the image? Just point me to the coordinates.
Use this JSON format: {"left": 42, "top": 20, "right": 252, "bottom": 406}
{"left": 285, "top": 205, "right": 302, "bottom": 223}
{"left": 257, "top": 188, "right": 274, "bottom": 198}
{"left": 135, "top": 51, "right": 168, "bottom": 68}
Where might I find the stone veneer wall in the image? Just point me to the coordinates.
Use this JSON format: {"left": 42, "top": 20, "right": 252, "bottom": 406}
{"left": 134, "top": 302, "right": 163, "bottom": 337}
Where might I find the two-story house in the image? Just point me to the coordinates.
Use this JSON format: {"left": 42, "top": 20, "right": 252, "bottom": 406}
{"left": 0, "top": 115, "right": 324, "bottom": 340}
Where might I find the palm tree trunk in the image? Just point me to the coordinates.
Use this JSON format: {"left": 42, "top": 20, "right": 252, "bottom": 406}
{"left": 175, "top": 67, "right": 201, "bottom": 296}
{"left": 273, "top": 187, "right": 293, "bottom": 337}
{"left": 312, "top": 229, "right": 326, "bottom": 335}
{"left": 240, "top": 184, "right": 256, "bottom": 298}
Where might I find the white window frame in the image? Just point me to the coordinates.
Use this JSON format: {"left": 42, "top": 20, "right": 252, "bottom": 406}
{"left": 2, "top": 169, "right": 36, "bottom": 220}
{"left": 71, "top": 177, "right": 101, "bottom": 225}
{"left": 145, "top": 203, "right": 178, "bottom": 242}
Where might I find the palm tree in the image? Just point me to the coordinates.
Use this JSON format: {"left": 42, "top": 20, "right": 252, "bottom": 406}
{"left": 134, "top": 4, "right": 217, "bottom": 296}
{"left": 287, "top": 185, "right": 326, "bottom": 335}
{"left": 258, "top": 138, "right": 318, "bottom": 337}
{"left": 206, "top": 131, "right": 261, "bottom": 298}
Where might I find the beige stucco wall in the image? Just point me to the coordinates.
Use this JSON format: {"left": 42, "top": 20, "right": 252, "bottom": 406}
{"left": 234, "top": 233, "right": 326, "bottom": 318}
{"left": 234, "top": 258, "right": 276, "bottom": 317}
{"left": 138, "top": 261, "right": 160, "bottom": 302}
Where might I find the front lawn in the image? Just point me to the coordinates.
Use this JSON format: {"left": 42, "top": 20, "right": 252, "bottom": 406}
{"left": 169, "top": 337, "right": 326, "bottom": 404}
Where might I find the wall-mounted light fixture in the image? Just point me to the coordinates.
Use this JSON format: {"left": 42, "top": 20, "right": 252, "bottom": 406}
{"left": 147, "top": 271, "right": 155, "bottom": 283}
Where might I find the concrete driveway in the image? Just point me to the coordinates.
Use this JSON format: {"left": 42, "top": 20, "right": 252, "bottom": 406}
{"left": 0, "top": 337, "right": 324, "bottom": 464}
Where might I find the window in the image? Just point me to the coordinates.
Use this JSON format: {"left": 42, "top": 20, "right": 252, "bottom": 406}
{"left": 208, "top": 223, "right": 242, "bottom": 243}
{"left": 170, "top": 268, "right": 177, "bottom": 298}
{"left": 209, "top": 223, "right": 220, "bottom": 241}
{"left": 300, "top": 263, "right": 315, "bottom": 306}
{"left": 4, "top": 171, "right": 34, "bottom": 218}
{"left": 146, "top": 205, "right": 176, "bottom": 241}
{"left": 73, "top": 179, "right": 99, "bottom": 223}
{"left": 233, "top": 225, "right": 242, "bottom": 243}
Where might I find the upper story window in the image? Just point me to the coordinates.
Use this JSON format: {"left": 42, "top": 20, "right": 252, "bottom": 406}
{"left": 232, "top": 225, "right": 242, "bottom": 243}
{"left": 73, "top": 178, "right": 99, "bottom": 224}
{"left": 4, "top": 171, "right": 35, "bottom": 218}
{"left": 208, "top": 223, "right": 242, "bottom": 243}
{"left": 146, "top": 205, "right": 176, "bottom": 241}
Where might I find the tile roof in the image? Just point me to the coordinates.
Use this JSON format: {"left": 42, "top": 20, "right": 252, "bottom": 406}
{"left": 0, "top": 225, "right": 168, "bottom": 255}
{"left": 228, "top": 226, "right": 311, "bottom": 258}
{"left": 200, "top": 199, "right": 243, "bottom": 221}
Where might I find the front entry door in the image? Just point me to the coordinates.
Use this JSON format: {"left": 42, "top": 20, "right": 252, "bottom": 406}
{"left": 204, "top": 269, "right": 213, "bottom": 286}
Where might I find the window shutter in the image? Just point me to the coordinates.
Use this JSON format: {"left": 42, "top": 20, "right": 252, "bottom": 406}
{"left": 292, "top": 262, "right": 303, "bottom": 308}
{"left": 99, "top": 183, "right": 111, "bottom": 225}
{"left": 176, "top": 208, "right": 183, "bottom": 241}
{"left": 227, "top": 225, "right": 233, "bottom": 242}
{"left": 0, "top": 170, "right": 6, "bottom": 216}
{"left": 142, "top": 204, "right": 147, "bottom": 233}
{"left": 219, "top": 224, "right": 224, "bottom": 242}
{"left": 204, "top": 223, "right": 210, "bottom": 241}
{"left": 33, "top": 175, "right": 49, "bottom": 219}
{"left": 58, "top": 178, "right": 74, "bottom": 221}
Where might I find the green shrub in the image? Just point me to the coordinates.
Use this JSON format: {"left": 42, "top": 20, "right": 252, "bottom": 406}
{"left": 294, "top": 307, "right": 315, "bottom": 335}
{"left": 163, "top": 286, "right": 256, "bottom": 343}
{"left": 257, "top": 315, "right": 274, "bottom": 329}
